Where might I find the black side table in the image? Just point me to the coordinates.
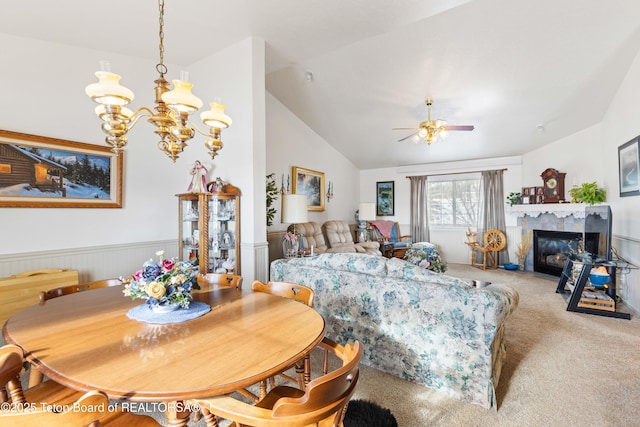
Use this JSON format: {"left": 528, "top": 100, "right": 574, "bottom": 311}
{"left": 556, "top": 254, "right": 630, "bottom": 320}
{"left": 380, "top": 242, "right": 394, "bottom": 258}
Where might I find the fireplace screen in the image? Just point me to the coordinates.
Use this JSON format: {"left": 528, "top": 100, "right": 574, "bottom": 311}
{"left": 533, "top": 230, "right": 597, "bottom": 276}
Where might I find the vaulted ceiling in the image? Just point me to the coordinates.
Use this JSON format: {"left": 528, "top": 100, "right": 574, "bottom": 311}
{"left": 3, "top": 0, "right": 640, "bottom": 169}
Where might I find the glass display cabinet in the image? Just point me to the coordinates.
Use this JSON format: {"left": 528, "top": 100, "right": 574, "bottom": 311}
{"left": 177, "top": 180, "right": 240, "bottom": 274}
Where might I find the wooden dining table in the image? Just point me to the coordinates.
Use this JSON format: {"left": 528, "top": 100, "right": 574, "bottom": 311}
{"left": 2, "top": 284, "right": 326, "bottom": 426}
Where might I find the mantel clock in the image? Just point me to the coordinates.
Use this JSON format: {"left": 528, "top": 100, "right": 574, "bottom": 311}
{"left": 540, "top": 168, "right": 566, "bottom": 203}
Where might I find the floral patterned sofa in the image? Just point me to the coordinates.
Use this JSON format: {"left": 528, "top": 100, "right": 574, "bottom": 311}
{"left": 270, "top": 253, "right": 519, "bottom": 409}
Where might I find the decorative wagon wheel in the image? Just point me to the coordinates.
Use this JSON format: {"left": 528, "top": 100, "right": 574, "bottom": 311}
{"left": 484, "top": 229, "right": 506, "bottom": 252}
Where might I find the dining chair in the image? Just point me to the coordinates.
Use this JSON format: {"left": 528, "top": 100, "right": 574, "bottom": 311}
{"left": 198, "top": 273, "right": 243, "bottom": 290}
{"left": 0, "top": 344, "right": 161, "bottom": 426}
{"left": 191, "top": 337, "right": 363, "bottom": 427}
{"left": 30, "top": 278, "right": 124, "bottom": 387}
{"left": 38, "top": 278, "right": 124, "bottom": 304}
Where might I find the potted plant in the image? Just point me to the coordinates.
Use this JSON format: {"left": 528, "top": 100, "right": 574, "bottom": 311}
{"left": 506, "top": 191, "right": 522, "bottom": 206}
{"left": 569, "top": 182, "right": 606, "bottom": 205}
{"left": 266, "top": 173, "right": 279, "bottom": 226}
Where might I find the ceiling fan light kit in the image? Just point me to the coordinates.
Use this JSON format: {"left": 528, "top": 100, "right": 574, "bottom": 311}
{"left": 394, "top": 99, "right": 474, "bottom": 145}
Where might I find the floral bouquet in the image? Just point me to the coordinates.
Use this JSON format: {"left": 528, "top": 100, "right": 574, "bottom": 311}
{"left": 122, "top": 251, "right": 201, "bottom": 309}
{"left": 282, "top": 231, "right": 300, "bottom": 258}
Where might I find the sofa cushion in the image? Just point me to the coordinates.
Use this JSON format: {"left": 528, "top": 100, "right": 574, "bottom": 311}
{"left": 286, "top": 252, "right": 387, "bottom": 276}
{"left": 386, "top": 257, "right": 469, "bottom": 287}
{"left": 288, "top": 222, "right": 328, "bottom": 253}
{"left": 323, "top": 220, "right": 380, "bottom": 255}
{"left": 402, "top": 242, "right": 447, "bottom": 273}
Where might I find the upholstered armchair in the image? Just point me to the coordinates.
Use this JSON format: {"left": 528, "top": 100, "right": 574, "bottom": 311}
{"left": 323, "top": 220, "right": 381, "bottom": 255}
{"left": 370, "top": 220, "right": 412, "bottom": 258}
{"left": 287, "top": 222, "right": 328, "bottom": 254}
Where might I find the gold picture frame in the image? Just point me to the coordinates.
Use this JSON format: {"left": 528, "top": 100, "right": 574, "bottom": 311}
{"left": 292, "top": 166, "right": 325, "bottom": 211}
{"left": 0, "top": 129, "right": 123, "bottom": 208}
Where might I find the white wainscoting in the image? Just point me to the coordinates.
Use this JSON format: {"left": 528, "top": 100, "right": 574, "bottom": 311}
{"left": 0, "top": 240, "right": 272, "bottom": 289}
{"left": 612, "top": 234, "right": 640, "bottom": 314}
{"left": 0, "top": 240, "right": 179, "bottom": 283}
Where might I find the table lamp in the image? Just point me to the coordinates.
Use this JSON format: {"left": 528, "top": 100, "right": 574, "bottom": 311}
{"left": 282, "top": 194, "right": 308, "bottom": 257}
{"left": 357, "top": 202, "right": 376, "bottom": 242}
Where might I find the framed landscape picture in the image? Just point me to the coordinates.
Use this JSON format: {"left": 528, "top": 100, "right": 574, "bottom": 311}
{"left": 0, "top": 129, "right": 123, "bottom": 208}
{"left": 376, "top": 181, "right": 394, "bottom": 216}
{"left": 292, "top": 166, "right": 325, "bottom": 211}
{"left": 618, "top": 136, "right": 640, "bottom": 197}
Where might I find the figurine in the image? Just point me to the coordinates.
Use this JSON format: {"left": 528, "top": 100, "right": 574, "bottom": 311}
{"left": 187, "top": 160, "right": 208, "bottom": 193}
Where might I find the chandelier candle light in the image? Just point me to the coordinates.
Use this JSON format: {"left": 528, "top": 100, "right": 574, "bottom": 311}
{"left": 326, "top": 181, "right": 334, "bottom": 202}
{"left": 85, "top": 0, "right": 232, "bottom": 162}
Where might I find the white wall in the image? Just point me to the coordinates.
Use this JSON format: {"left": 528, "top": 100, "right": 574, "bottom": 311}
{"left": 522, "top": 124, "right": 604, "bottom": 191}
{"left": 266, "top": 93, "right": 360, "bottom": 231}
{"left": 0, "top": 34, "right": 265, "bottom": 282}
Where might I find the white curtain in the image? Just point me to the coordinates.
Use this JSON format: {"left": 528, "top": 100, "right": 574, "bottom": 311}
{"left": 477, "top": 169, "right": 509, "bottom": 263}
{"left": 409, "top": 176, "right": 429, "bottom": 243}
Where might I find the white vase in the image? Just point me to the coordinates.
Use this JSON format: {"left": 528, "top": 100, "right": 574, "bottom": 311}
{"left": 282, "top": 239, "right": 299, "bottom": 258}
{"left": 151, "top": 302, "right": 180, "bottom": 313}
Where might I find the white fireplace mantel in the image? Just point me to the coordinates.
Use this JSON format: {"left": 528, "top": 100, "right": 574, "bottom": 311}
{"left": 507, "top": 203, "right": 589, "bottom": 219}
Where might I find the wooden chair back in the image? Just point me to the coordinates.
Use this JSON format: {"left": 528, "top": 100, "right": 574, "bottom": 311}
{"left": 252, "top": 280, "right": 314, "bottom": 307}
{"left": 38, "top": 278, "right": 123, "bottom": 304}
{"left": 0, "top": 344, "right": 161, "bottom": 426}
{"left": 193, "top": 338, "right": 363, "bottom": 427}
{"left": 0, "top": 344, "right": 25, "bottom": 404}
{"left": 198, "top": 273, "right": 243, "bottom": 290}
{"left": 1, "top": 389, "right": 109, "bottom": 426}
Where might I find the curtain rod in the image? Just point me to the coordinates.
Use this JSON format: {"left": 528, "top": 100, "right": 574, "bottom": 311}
{"left": 406, "top": 168, "right": 507, "bottom": 179}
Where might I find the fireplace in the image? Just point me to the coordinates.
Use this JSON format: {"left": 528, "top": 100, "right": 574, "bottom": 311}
{"left": 533, "top": 230, "right": 598, "bottom": 276}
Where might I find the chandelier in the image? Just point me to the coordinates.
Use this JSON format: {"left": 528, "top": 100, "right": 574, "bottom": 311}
{"left": 85, "top": 0, "right": 232, "bottom": 162}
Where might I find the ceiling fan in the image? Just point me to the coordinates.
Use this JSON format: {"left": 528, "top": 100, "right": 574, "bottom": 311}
{"left": 393, "top": 99, "right": 474, "bottom": 144}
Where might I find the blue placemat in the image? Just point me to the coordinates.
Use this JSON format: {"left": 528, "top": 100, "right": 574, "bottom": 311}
{"left": 126, "top": 301, "right": 211, "bottom": 324}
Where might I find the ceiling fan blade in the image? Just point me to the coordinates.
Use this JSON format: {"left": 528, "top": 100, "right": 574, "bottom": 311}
{"left": 443, "top": 125, "right": 474, "bottom": 131}
{"left": 398, "top": 131, "right": 418, "bottom": 142}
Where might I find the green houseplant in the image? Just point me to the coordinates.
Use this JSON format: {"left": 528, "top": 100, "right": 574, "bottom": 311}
{"left": 506, "top": 191, "right": 522, "bottom": 206}
{"left": 569, "top": 182, "right": 606, "bottom": 205}
{"left": 266, "top": 173, "right": 279, "bottom": 226}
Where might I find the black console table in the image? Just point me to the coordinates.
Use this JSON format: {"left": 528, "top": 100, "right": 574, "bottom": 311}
{"left": 556, "top": 254, "right": 630, "bottom": 320}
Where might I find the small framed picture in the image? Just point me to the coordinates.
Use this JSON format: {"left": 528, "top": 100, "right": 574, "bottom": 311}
{"left": 376, "top": 181, "right": 394, "bottom": 216}
{"left": 618, "top": 136, "right": 640, "bottom": 197}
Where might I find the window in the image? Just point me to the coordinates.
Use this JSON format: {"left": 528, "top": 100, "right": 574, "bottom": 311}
{"left": 428, "top": 176, "right": 480, "bottom": 227}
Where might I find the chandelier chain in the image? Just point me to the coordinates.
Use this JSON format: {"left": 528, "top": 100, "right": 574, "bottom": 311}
{"left": 157, "top": 0, "right": 166, "bottom": 76}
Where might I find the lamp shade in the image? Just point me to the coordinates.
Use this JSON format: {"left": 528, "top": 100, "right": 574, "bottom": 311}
{"left": 282, "top": 194, "right": 308, "bottom": 224}
{"left": 85, "top": 71, "right": 134, "bottom": 106}
{"left": 201, "top": 102, "right": 232, "bottom": 129}
{"left": 358, "top": 202, "right": 376, "bottom": 221}
{"left": 162, "top": 80, "right": 203, "bottom": 113}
